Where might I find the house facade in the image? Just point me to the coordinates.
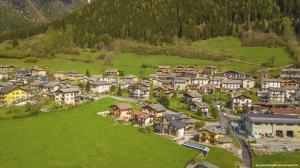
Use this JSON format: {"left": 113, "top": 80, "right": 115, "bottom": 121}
{"left": 0, "top": 86, "right": 27, "bottom": 106}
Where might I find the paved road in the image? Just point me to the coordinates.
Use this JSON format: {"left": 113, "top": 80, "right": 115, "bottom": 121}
{"left": 217, "top": 105, "right": 251, "bottom": 168}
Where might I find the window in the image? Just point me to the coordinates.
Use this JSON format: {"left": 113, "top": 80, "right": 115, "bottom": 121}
{"left": 287, "top": 124, "right": 294, "bottom": 126}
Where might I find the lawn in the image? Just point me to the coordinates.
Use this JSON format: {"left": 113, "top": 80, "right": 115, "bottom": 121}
{"left": 205, "top": 146, "right": 241, "bottom": 168}
{"left": 193, "top": 36, "right": 293, "bottom": 66}
{"left": 0, "top": 98, "right": 198, "bottom": 168}
{"left": 252, "top": 152, "right": 300, "bottom": 167}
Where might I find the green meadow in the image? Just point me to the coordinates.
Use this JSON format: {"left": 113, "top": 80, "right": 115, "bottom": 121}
{"left": 0, "top": 98, "right": 241, "bottom": 168}
{"left": 0, "top": 36, "right": 293, "bottom": 77}
{"left": 252, "top": 152, "right": 300, "bottom": 167}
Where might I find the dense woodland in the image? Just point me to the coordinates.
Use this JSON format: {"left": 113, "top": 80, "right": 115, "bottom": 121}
{"left": 0, "top": 0, "right": 300, "bottom": 47}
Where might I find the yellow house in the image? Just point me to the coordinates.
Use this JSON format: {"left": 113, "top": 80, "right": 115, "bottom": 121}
{"left": 0, "top": 86, "right": 27, "bottom": 106}
{"left": 199, "top": 125, "right": 232, "bottom": 144}
{"left": 31, "top": 67, "right": 47, "bottom": 76}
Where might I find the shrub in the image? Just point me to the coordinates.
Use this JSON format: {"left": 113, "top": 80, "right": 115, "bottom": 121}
{"left": 24, "top": 57, "right": 38, "bottom": 63}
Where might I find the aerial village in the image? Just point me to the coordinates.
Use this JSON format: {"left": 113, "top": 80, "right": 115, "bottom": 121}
{"left": 1, "top": 64, "right": 300, "bottom": 165}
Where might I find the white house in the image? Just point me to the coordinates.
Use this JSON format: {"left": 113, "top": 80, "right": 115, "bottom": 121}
{"left": 232, "top": 95, "right": 252, "bottom": 112}
{"left": 221, "top": 80, "right": 242, "bottom": 91}
{"left": 172, "top": 78, "right": 187, "bottom": 91}
{"left": 0, "top": 72, "right": 9, "bottom": 80}
{"left": 269, "top": 88, "right": 285, "bottom": 103}
{"left": 261, "top": 79, "right": 281, "bottom": 90}
{"left": 191, "top": 77, "right": 209, "bottom": 87}
{"left": 191, "top": 102, "right": 209, "bottom": 116}
{"left": 209, "top": 76, "right": 224, "bottom": 89}
{"left": 55, "top": 87, "right": 81, "bottom": 105}
{"left": 242, "top": 78, "right": 256, "bottom": 89}
{"left": 91, "top": 81, "right": 111, "bottom": 93}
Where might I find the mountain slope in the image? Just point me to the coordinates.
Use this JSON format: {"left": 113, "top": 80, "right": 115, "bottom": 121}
{"left": 0, "top": 0, "right": 88, "bottom": 32}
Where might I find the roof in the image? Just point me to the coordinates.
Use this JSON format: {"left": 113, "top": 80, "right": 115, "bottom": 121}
{"left": 232, "top": 94, "right": 251, "bottom": 100}
{"left": 59, "top": 87, "right": 81, "bottom": 93}
{"left": 133, "top": 111, "right": 153, "bottom": 119}
{"left": 185, "top": 91, "right": 202, "bottom": 98}
{"left": 0, "top": 86, "right": 25, "bottom": 94}
{"left": 143, "top": 103, "right": 165, "bottom": 112}
{"left": 261, "top": 78, "right": 282, "bottom": 82}
{"left": 222, "top": 80, "right": 242, "bottom": 84}
{"left": 223, "top": 70, "right": 245, "bottom": 75}
{"left": 243, "top": 114, "right": 300, "bottom": 124}
{"left": 112, "top": 103, "right": 132, "bottom": 110}
{"left": 0, "top": 86, "right": 16, "bottom": 94}
{"left": 271, "top": 108, "right": 300, "bottom": 115}
{"left": 203, "top": 125, "right": 227, "bottom": 135}
{"left": 193, "top": 102, "right": 209, "bottom": 108}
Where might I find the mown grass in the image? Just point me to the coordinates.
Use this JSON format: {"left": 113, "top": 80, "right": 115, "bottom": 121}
{"left": 0, "top": 98, "right": 198, "bottom": 168}
{"left": 252, "top": 152, "right": 300, "bottom": 167}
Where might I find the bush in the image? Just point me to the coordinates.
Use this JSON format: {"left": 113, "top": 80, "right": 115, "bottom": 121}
{"left": 241, "top": 31, "right": 286, "bottom": 47}
{"left": 139, "top": 126, "right": 153, "bottom": 134}
{"left": 24, "top": 57, "right": 38, "bottom": 63}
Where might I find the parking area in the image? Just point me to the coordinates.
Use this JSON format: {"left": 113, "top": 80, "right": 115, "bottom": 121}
{"left": 251, "top": 137, "right": 300, "bottom": 152}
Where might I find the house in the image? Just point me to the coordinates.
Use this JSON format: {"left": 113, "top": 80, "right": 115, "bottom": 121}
{"left": 142, "top": 103, "right": 165, "bottom": 119}
{"left": 281, "top": 68, "right": 300, "bottom": 81}
{"left": 151, "top": 78, "right": 163, "bottom": 87}
{"left": 242, "top": 114, "right": 300, "bottom": 138}
{"left": 191, "top": 77, "right": 209, "bottom": 87}
{"left": 15, "top": 68, "right": 31, "bottom": 78}
{"left": 202, "top": 66, "right": 217, "bottom": 76}
{"left": 282, "top": 85, "right": 299, "bottom": 102}
{"left": 157, "top": 65, "right": 171, "bottom": 74}
{"left": 153, "top": 85, "right": 174, "bottom": 97}
{"left": 200, "top": 84, "right": 216, "bottom": 94}
{"left": 172, "top": 78, "right": 187, "bottom": 91}
{"left": 0, "top": 86, "right": 27, "bottom": 106}
{"left": 109, "top": 103, "right": 132, "bottom": 122}
{"left": 0, "top": 72, "right": 9, "bottom": 80}
{"left": 221, "top": 80, "right": 242, "bottom": 91}
{"left": 257, "top": 90, "right": 269, "bottom": 102}
{"left": 128, "top": 81, "right": 150, "bottom": 98}
{"left": 184, "top": 91, "right": 202, "bottom": 104}
{"left": 0, "top": 65, "right": 15, "bottom": 72}
{"left": 199, "top": 125, "right": 232, "bottom": 144}
{"left": 242, "top": 78, "right": 256, "bottom": 89}
{"left": 160, "top": 113, "right": 196, "bottom": 138}
{"left": 191, "top": 102, "right": 209, "bottom": 116}
{"left": 222, "top": 70, "right": 246, "bottom": 80}
{"left": 105, "top": 69, "right": 119, "bottom": 76}
{"left": 268, "top": 88, "right": 285, "bottom": 103}
{"left": 55, "top": 87, "right": 81, "bottom": 105}
{"left": 41, "top": 81, "right": 61, "bottom": 94}
{"left": 261, "top": 79, "right": 281, "bottom": 90}
{"left": 231, "top": 95, "right": 252, "bottom": 112}
{"left": 132, "top": 111, "right": 154, "bottom": 127}
{"left": 91, "top": 81, "right": 111, "bottom": 93}
{"left": 31, "top": 67, "right": 47, "bottom": 76}
{"left": 271, "top": 108, "right": 300, "bottom": 116}
{"left": 122, "top": 75, "right": 138, "bottom": 84}
{"left": 209, "top": 77, "right": 224, "bottom": 89}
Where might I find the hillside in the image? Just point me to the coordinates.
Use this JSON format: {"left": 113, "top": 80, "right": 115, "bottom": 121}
{"left": 0, "top": 0, "right": 88, "bottom": 32}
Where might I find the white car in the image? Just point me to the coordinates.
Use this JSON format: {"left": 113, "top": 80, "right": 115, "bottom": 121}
{"left": 283, "top": 145, "right": 292, "bottom": 151}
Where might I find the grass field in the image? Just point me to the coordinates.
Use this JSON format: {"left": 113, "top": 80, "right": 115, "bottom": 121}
{"left": 0, "top": 36, "right": 293, "bottom": 77}
{"left": 0, "top": 98, "right": 197, "bottom": 168}
{"left": 252, "top": 152, "right": 300, "bottom": 167}
{"left": 193, "top": 36, "right": 293, "bottom": 66}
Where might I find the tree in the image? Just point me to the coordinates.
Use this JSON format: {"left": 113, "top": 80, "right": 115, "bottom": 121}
{"left": 85, "top": 81, "right": 91, "bottom": 92}
{"left": 116, "top": 86, "right": 122, "bottom": 96}
{"left": 157, "top": 94, "right": 170, "bottom": 108}
{"left": 85, "top": 69, "right": 91, "bottom": 77}
{"left": 195, "top": 121, "right": 205, "bottom": 130}
{"left": 12, "top": 39, "right": 19, "bottom": 47}
{"left": 210, "top": 104, "right": 219, "bottom": 119}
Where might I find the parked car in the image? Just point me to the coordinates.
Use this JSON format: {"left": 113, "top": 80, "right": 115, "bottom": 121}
{"left": 283, "top": 145, "right": 292, "bottom": 151}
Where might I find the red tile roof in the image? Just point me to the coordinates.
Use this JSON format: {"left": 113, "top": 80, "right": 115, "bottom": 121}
{"left": 271, "top": 108, "right": 300, "bottom": 115}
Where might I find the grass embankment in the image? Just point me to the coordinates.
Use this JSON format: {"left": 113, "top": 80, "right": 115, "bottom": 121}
{"left": 252, "top": 152, "right": 300, "bottom": 167}
{"left": 0, "top": 36, "right": 293, "bottom": 77}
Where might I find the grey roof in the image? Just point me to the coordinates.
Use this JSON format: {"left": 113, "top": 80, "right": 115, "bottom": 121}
{"left": 244, "top": 114, "right": 300, "bottom": 124}
{"left": 232, "top": 94, "right": 251, "bottom": 100}
{"left": 204, "top": 125, "right": 227, "bottom": 135}
{"left": 144, "top": 103, "right": 165, "bottom": 112}
{"left": 59, "top": 87, "right": 81, "bottom": 93}
{"left": 44, "top": 81, "right": 60, "bottom": 88}
{"left": 193, "top": 102, "right": 209, "bottom": 108}
{"left": 0, "top": 86, "right": 16, "bottom": 94}
{"left": 185, "top": 91, "right": 202, "bottom": 98}
{"left": 261, "top": 78, "right": 282, "bottom": 82}
{"left": 222, "top": 80, "right": 242, "bottom": 84}
{"left": 165, "top": 113, "right": 187, "bottom": 129}
{"left": 173, "top": 78, "right": 186, "bottom": 83}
